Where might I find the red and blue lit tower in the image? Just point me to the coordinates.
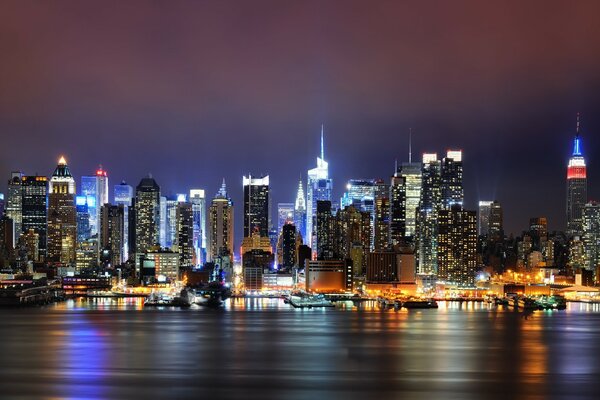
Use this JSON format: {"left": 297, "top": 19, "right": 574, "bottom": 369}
{"left": 566, "top": 113, "right": 587, "bottom": 237}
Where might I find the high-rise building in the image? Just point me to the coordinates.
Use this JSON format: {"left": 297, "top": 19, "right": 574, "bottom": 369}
{"left": 0, "top": 193, "right": 4, "bottom": 217}
{"left": 306, "top": 126, "right": 332, "bottom": 249}
{"left": 114, "top": 181, "right": 133, "bottom": 262}
{"left": 163, "top": 195, "right": 184, "bottom": 249}
{"left": 100, "top": 204, "right": 125, "bottom": 267}
{"left": 81, "top": 167, "right": 109, "bottom": 237}
{"left": 566, "top": 114, "right": 587, "bottom": 237}
{"left": 316, "top": 200, "right": 334, "bottom": 260}
{"left": 399, "top": 162, "right": 422, "bottom": 238}
{"left": 208, "top": 180, "right": 234, "bottom": 261}
{"left": 437, "top": 206, "right": 477, "bottom": 286}
{"left": 333, "top": 205, "right": 371, "bottom": 275}
{"left": 294, "top": 179, "right": 306, "bottom": 241}
{"left": 478, "top": 200, "right": 493, "bottom": 236}
{"left": 441, "top": 150, "right": 464, "bottom": 209}
{"left": 277, "top": 203, "right": 294, "bottom": 236}
{"left": 340, "top": 179, "right": 375, "bottom": 209}
{"left": 6, "top": 172, "right": 23, "bottom": 244}
{"left": 582, "top": 202, "right": 600, "bottom": 272}
{"left": 416, "top": 153, "right": 442, "bottom": 275}
{"left": 489, "top": 200, "right": 503, "bottom": 239}
{"left": 76, "top": 196, "right": 92, "bottom": 243}
{"left": 47, "top": 157, "right": 77, "bottom": 264}
{"left": 529, "top": 217, "right": 548, "bottom": 251}
{"left": 175, "top": 202, "right": 194, "bottom": 268}
{"left": 21, "top": 175, "right": 47, "bottom": 259}
{"left": 389, "top": 169, "right": 406, "bottom": 246}
{"left": 373, "top": 179, "right": 390, "bottom": 251}
{"left": 243, "top": 175, "right": 269, "bottom": 238}
{"left": 134, "top": 175, "right": 161, "bottom": 264}
{"left": 189, "top": 189, "right": 207, "bottom": 266}
{"left": 279, "top": 223, "right": 297, "bottom": 269}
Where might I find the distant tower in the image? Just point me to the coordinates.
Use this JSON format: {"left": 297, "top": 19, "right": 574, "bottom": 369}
{"left": 6, "top": 172, "right": 23, "bottom": 244}
{"left": 306, "top": 125, "right": 332, "bottom": 250}
{"left": 100, "top": 204, "right": 125, "bottom": 267}
{"left": 437, "top": 206, "right": 477, "bottom": 286}
{"left": 47, "top": 156, "right": 77, "bottom": 264}
{"left": 208, "top": 180, "right": 234, "bottom": 261}
{"left": 416, "top": 153, "right": 442, "bottom": 275}
{"left": 441, "top": 150, "right": 464, "bottom": 209}
{"left": 134, "top": 175, "right": 161, "bottom": 264}
{"left": 189, "top": 189, "right": 206, "bottom": 265}
{"left": 243, "top": 175, "right": 270, "bottom": 238}
{"left": 114, "top": 181, "right": 133, "bottom": 261}
{"left": 566, "top": 113, "right": 587, "bottom": 237}
{"left": 294, "top": 179, "right": 306, "bottom": 241}
{"left": 81, "top": 166, "right": 109, "bottom": 237}
{"left": 21, "top": 175, "right": 48, "bottom": 259}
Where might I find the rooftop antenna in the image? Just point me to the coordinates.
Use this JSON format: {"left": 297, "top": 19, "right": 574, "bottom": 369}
{"left": 576, "top": 112, "right": 581, "bottom": 136}
{"left": 395, "top": 158, "right": 398, "bottom": 174}
{"left": 320, "top": 124, "right": 324, "bottom": 160}
{"left": 408, "top": 128, "right": 413, "bottom": 163}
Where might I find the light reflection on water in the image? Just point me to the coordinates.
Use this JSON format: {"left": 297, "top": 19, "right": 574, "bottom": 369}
{"left": 0, "top": 299, "right": 599, "bottom": 399}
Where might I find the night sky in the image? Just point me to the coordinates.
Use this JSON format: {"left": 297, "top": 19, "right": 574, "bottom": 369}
{"left": 1, "top": 1, "right": 600, "bottom": 244}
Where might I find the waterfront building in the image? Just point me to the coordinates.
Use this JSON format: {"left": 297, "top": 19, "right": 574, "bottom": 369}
{"left": 566, "top": 114, "right": 587, "bottom": 237}
{"left": 21, "top": 175, "right": 47, "bottom": 259}
{"left": 243, "top": 175, "right": 270, "bottom": 238}
{"left": 306, "top": 126, "right": 332, "bottom": 249}
{"left": 333, "top": 205, "right": 371, "bottom": 274}
{"left": 582, "top": 201, "right": 600, "bottom": 272}
{"left": 437, "top": 205, "right": 477, "bottom": 286}
{"left": 47, "top": 157, "right": 77, "bottom": 264}
{"left": 367, "top": 249, "right": 416, "bottom": 283}
{"left": 305, "top": 259, "right": 351, "bottom": 293}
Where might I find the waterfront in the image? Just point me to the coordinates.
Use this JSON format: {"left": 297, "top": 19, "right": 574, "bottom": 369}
{"left": 1, "top": 300, "right": 600, "bottom": 400}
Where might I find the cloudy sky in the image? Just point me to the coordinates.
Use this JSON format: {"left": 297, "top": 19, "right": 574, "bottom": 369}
{"left": 1, "top": 0, "right": 600, "bottom": 242}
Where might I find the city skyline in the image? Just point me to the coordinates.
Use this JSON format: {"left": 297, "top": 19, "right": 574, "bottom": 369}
{"left": 1, "top": 2, "right": 600, "bottom": 241}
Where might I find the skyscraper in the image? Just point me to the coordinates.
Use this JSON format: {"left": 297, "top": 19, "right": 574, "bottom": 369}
{"left": 47, "top": 156, "right": 77, "bottom": 264}
{"left": 437, "top": 205, "right": 477, "bottom": 286}
{"left": 76, "top": 196, "right": 92, "bottom": 243}
{"left": 582, "top": 201, "right": 600, "bottom": 272}
{"left": 389, "top": 169, "right": 406, "bottom": 246}
{"left": 293, "top": 179, "right": 306, "bottom": 241}
{"left": 114, "top": 181, "right": 133, "bottom": 262}
{"left": 441, "top": 150, "right": 464, "bottom": 209}
{"left": 416, "top": 153, "right": 442, "bottom": 275}
{"left": 306, "top": 125, "right": 332, "bottom": 249}
{"left": 100, "top": 204, "right": 125, "bottom": 267}
{"left": 208, "top": 180, "right": 234, "bottom": 261}
{"left": 399, "top": 162, "right": 422, "bottom": 238}
{"left": 81, "top": 167, "right": 109, "bottom": 237}
{"left": 190, "top": 189, "right": 206, "bottom": 265}
{"left": 21, "top": 175, "right": 48, "bottom": 259}
{"left": 176, "top": 202, "right": 194, "bottom": 268}
{"left": 315, "top": 200, "right": 333, "bottom": 260}
{"left": 478, "top": 200, "right": 493, "bottom": 236}
{"left": 566, "top": 114, "right": 587, "bottom": 237}
{"left": 373, "top": 179, "right": 390, "bottom": 251}
{"left": 243, "top": 175, "right": 269, "bottom": 238}
{"left": 489, "top": 200, "right": 504, "bottom": 240}
{"left": 134, "top": 175, "right": 160, "bottom": 264}
{"left": 6, "top": 172, "right": 23, "bottom": 244}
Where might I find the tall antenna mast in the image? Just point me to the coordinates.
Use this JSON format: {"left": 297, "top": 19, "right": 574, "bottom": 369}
{"left": 320, "top": 124, "right": 324, "bottom": 160}
{"left": 576, "top": 112, "right": 581, "bottom": 136}
{"left": 408, "top": 128, "right": 412, "bottom": 163}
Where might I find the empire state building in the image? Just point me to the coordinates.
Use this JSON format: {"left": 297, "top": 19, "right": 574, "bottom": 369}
{"left": 566, "top": 114, "right": 587, "bottom": 237}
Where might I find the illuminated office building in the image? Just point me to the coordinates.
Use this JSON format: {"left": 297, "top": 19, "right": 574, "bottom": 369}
{"left": 316, "top": 200, "right": 334, "bottom": 260}
{"left": 76, "top": 196, "right": 92, "bottom": 243}
{"left": 582, "top": 201, "right": 600, "bottom": 272}
{"left": 21, "top": 175, "right": 48, "bottom": 259}
{"left": 243, "top": 175, "right": 270, "bottom": 238}
{"left": 189, "top": 189, "right": 206, "bottom": 266}
{"left": 81, "top": 167, "right": 109, "bottom": 237}
{"left": 114, "top": 181, "right": 133, "bottom": 261}
{"left": 100, "top": 204, "right": 125, "bottom": 267}
{"left": 399, "top": 162, "right": 422, "bottom": 238}
{"left": 208, "top": 180, "right": 234, "bottom": 261}
{"left": 389, "top": 168, "right": 406, "bottom": 246}
{"left": 134, "top": 175, "right": 161, "bottom": 264}
{"left": 373, "top": 179, "right": 390, "bottom": 251}
{"left": 47, "top": 156, "right": 77, "bottom": 264}
{"left": 478, "top": 200, "right": 493, "bottom": 236}
{"left": 6, "top": 172, "right": 23, "bottom": 244}
{"left": 441, "top": 150, "right": 463, "bottom": 209}
{"left": 416, "top": 153, "right": 441, "bottom": 275}
{"left": 277, "top": 203, "right": 294, "bottom": 236}
{"left": 176, "top": 202, "right": 194, "bottom": 268}
{"left": 306, "top": 126, "right": 332, "bottom": 249}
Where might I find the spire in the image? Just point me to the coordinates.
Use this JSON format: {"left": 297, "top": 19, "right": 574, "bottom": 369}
{"left": 573, "top": 113, "right": 582, "bottom": 156}
{"left": 408, "top": 128, "right": 412, "bottom": 164}
{"left": 217, "top": 178, "right": 228, "bottom": 198}
{"left": 58, "top": 156, "right": 67, "bottom": 166}
{"left": 320, "top": 124, "right": 325, "bottom": 160}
